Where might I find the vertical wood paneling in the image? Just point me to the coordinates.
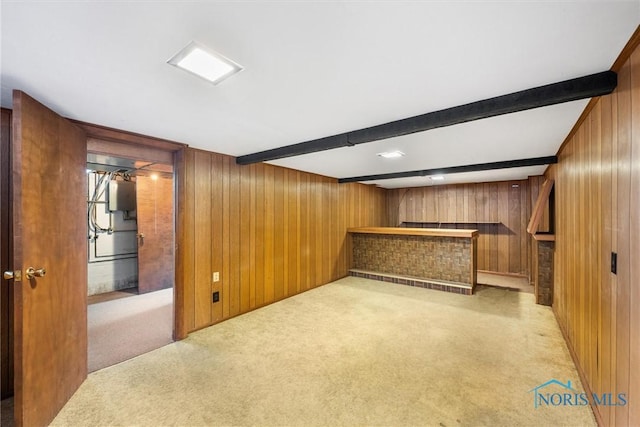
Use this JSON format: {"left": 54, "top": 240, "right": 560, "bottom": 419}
{"left": 497, "top": 182, "right": 509, "bottom": 272}
{"left": 288, "top": 170, "right": 299, "bottom": 294}
{"left": 264, "top": 165, "right": 275, "bottom": 304}
{"left": 488, "top": 183, "right": 499, "bottom": 271}
{"left": 600, "top": 93, "right": 613, "bottom": 426}
{"left": 299, "top": 173, "right": 309, "bottom": 291}
{"left": 249, "top": 164, "right": 257, "bottom": 309}
{"left": 211, "top": 154, "right": 223, "bottom": 323}
{"left": 615, "top": 57, "right": 631, "bottom": 426}
{"left": 240, "top": 164, "right": 251, "bottom": 312}
{"left": 391, "top": 179, "right": 533, "bottom": 275}
{"left": 628, "top": 46, "right": 640, "bottom": 427}
{"left": 552, "top": 37, "right": 640, "bottom": 427}
{"left": 314, "top": 176, "right": 323, "bottom": 287}
{"left": 194, "top": 151, "right": 212, "bottom": 329}
{"left": 221, "top": 156, "right": 231, "bottom": 319}
{"left": 308, "top": 176, "right": 318, "bottom": 290}
{"left": 255, "top": 163, "right": 265, "bottom": 307}
{"left": 591, "top": 102, "right": 603, "bottom": 396}
{"left": 610, "top": 88, "right": 619, "bottom": 427}
{"left": 180, "top": 149, "right": 386, "bottom": 333}
{"left": 229, "top": 160, "right": 241, "bottom": 317}
{"left": 273, "top": 167, "right": 285, "bottom": 301}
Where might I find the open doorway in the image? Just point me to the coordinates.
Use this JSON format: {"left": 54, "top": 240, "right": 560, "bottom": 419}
{"left": 86, "top": 154, "right": 175, "bottom": 372}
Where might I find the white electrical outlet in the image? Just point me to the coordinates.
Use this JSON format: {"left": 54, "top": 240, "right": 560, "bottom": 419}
{"left": 213, "top": 272, "right": 220, "bottom": 282}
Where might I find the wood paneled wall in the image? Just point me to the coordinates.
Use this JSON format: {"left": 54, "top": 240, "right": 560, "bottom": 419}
{"left": 177, "top": 148, "right": 387, "bottom": 335}
{"left": 386, "top": 180, "right": 537, "bottom": 276}
{"left": 551, "top": 36, "right": 640, "bottom": 426}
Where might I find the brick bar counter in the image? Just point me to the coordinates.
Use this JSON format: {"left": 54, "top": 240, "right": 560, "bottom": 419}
{"left": 348, "top": 227, "right": 478, "bottom": 295}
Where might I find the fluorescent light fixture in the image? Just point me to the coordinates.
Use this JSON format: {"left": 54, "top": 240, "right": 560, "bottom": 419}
{"left": 167, "top": 41, "right": 243, "bottom": 85}
{"left": 377, "top": 151, "right": 405, "bottom": 159}
{"left": 429, "top": 175, "right": 445, "bottom": 181}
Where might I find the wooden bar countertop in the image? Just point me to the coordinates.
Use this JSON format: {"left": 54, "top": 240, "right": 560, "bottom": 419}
{"left": 347, "top": 227, "right": 478, "bottom": 238}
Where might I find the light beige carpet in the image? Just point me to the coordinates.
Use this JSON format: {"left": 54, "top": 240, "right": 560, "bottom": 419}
{"left": 53, "top": 277, "right": 595, "bottom": 426}
{"left": 88, "top": 287, "right": 173, "bottom": 372}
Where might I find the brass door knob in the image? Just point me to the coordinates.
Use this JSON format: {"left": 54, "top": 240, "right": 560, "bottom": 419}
{"left": 3, "top": 271, "right": 14, "bottom": 280}
{"left": 25, "top": 267, "right": 46, "bottom": 279}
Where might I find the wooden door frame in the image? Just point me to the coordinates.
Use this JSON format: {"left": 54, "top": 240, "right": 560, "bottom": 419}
{"left": 74, "top": 120, "right": 188, "bottom": 340}
{"left": 1, "top": 108, "right": 14, "bottom": 399}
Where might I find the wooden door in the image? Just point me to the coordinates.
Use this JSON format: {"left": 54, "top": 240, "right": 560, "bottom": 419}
{"left": 11, "top": 91, "right": 87, "bottom": 426}
{"left": 136, "top": 173, "right": 174, "bottom": 294}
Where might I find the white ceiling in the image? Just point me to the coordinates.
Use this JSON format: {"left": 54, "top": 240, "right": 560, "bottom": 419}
{"left": 1, "top": 1, "right": 638, "bottom": 189}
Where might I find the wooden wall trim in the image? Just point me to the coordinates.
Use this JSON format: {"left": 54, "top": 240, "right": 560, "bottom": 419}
{"left": 527, "top": 179, "right": 554, "bottom": 234}
{"left": 174, "top": 147, "right": 188, "bottom": 340}
{"left": 0, "top": 108, "right": 14, "bottom": 398}
{"left": 71, "top": 120, "right": 186, "bottom": 152}
{"left": 87, "top": 138, "right": 174, "bottom": 164}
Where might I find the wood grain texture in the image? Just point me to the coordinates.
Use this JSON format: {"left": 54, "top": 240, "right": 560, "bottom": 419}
{"left": 628, "top": 46, "right": 640, "bottom": 427}
{"left": 178, "top": 149, "right": 387, "bottom": 332}
{"left": 193, "top": 151, "right": 212, "bottom": 328}
{"left": 12, "top": 91, "right": 88, "bottom": 427}
{"left": 174, "top": 148, "right": 189, "bottom": 339}
{"left": 347, "top": 227, "right": 478, "bottom": 238}
{"left": 136, "top": 174, "right": 175, "bottom": 294}
{"left": 527, "top": 179, "right": 554, "bottom": 234}
{"left": 551, "top": 40, "right": 640, "bottom": 426}
{"left": 74, "top": 120, "right": 186, "bottom": 152}
{"left": 388, "top": 180, "right": 532, "bottom": 275}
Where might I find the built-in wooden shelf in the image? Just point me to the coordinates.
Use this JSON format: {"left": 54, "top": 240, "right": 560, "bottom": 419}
{"left": 402, "top": 221, "right": 501, "bottom": 226}
{"left": 348, "top": 226, "right": 478, "bottom": 238}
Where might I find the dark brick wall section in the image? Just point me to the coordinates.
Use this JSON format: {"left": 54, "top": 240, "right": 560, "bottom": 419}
{"left": 537, "top": 241, "right": 554, "bottom": 306}
{"left": 352, "top": 233, "right": 473, "bottom": 285}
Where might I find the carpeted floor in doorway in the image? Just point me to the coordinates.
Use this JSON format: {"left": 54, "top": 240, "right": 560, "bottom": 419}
{"left": 88, "top": 287, "right": 173, "bottom": 372}
{"left": 54, "top": 277, "right": 595, "bottom": 426}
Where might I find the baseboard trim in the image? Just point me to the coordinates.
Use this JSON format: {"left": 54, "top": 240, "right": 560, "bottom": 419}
{"left": 349, "top": 269, "right": 473, "bottom": 295}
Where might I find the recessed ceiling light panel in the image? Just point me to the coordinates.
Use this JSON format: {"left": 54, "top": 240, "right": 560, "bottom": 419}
{"left": 167, "top": 41, "right": 243, "bottom": 85}
{"left": 377, "top": 151, "right": 405, "bottom": 159}
{"left": 430, "top": 175, "right": 445, "bottom": 181}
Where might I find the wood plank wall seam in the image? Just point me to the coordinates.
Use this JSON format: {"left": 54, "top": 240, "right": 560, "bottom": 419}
{"left": 180, "top": 149, "right": 387, "bottom": 334}
{"left": 387, "top": 179, "right": 545, "bottom": 276}
{"left": 550, "top": 40, "right": 640, "bottom": 427}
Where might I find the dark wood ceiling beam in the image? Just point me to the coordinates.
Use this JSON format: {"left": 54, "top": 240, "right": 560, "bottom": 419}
{"left": 337, "top": 156, "right": 558, "bottom": 183}
{"left": 236, "top": 71, "right": 616, "bottom": 165}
